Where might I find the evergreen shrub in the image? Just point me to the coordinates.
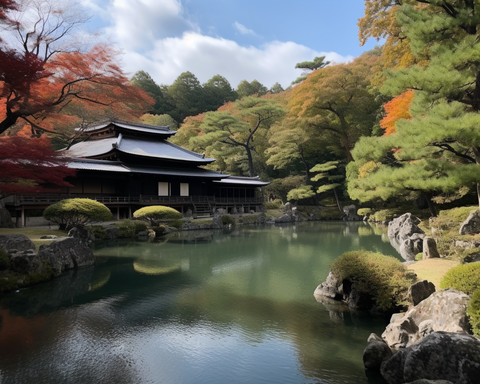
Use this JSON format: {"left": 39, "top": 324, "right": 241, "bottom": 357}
{"left": 221, "top": 215, "right": 235, "bottom": 226}
{"left": 87, "top": 225, "right": 107, "bottom": 240}
{"left": 331, "top": 250, "right": 416, "bottom": 311}
{"left": 440, "top": 263, "right": 480, "bottom": 295}
{"left": 264, "top": 199, "right": 282, "bottom": 209}
{"left": 133, "top": 206, "right": 182, "bottom": 226}
{"left": 468, "top": 289, "right": 480, "bottom": 337}
{"left": 43, "top": 198, "right": 112, "bottom": 230}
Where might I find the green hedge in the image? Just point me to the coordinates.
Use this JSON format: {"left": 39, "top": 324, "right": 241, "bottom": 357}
{"left": 43, "top": 198, "right": 112, "bottom": 230}
{"left": 221, "top": 215, "right": 235, "bottom": 226}
{"left": 133, "top": 206, "right": 182, "bottom": 226}
{"left": 468, "top": 289, "right": 480, "bottom": 337}
{"left": 114, "top": 219, "right": 149, "bottom": 237}
{"left": 331, "top": 250, "right": 416, "bottom": 311}
{"left": 440, "top": 263, "right": 480, "bottom": 295}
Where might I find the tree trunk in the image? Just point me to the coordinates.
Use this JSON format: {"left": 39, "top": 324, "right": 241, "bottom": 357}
{"left": 245, "top": 145, "right": 255, "bottom": 177}
{"left": 422, "top": 192, "right": 437, "bottom": 217}
{"left": 0, "top": 113, "right": 19, "bottom": 135}
{"left": 333, "top": 188, "right": 343, "bottom": 214}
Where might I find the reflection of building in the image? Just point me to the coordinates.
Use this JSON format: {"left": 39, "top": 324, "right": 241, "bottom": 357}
{"left": 6, "top": 120, "right": 269, "bottom": 225}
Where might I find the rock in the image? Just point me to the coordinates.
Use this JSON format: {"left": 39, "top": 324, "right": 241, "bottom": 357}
{"left": 388, "top": 213, "right": 424, "bottom": 241}
{"left": 380, "top": 332, "right": 480, "bottom": 384}
{"left": 363, "top": 333, "right": 393, "bottom": 370}
{"left": 408, "top": 280, "right": 435, "bottom": 306}
{"left": 9, "top": 251, "right": 45, "bottom": 275}
{"left": 399, "top": 233, "right": 424, "bottom": 261}
{"left": 459, "top": 210, "right": 480, "bottom": 235}
{"left": 423, "top": 236, "right": 440, "bottom": 259}
{"left": 0, "top": 234, "right": 35, "bottom": 254}
{"left": 0, "top": 206, "right": 14, "bottom": 228}
{"left": 185, "top": 208, "right": 193, "bottom": 218}
{"left": 388, "top": 213, "right": 425, "bottom": 261}
{"left": 343, "top": 204, "right": 362, "bottom": 221}
{"left": 382, "top": 289, "right": 470, "bottom": 349}
{"left": 40, "top": 235, "right": 58, "bottom": 239}
{"left": 38, "top": 237, "right": 94, "bottom": 277}
{"left": 283, "top": 202, "right": 292, "bottom": 211}
{"left": 211, "top": 213, "right": 223, "bottom": 229}
{"left": 68, "top": 225, "right": 95, "bottom": 244}
{"left": 275, "top": 214, "right": 294, "bottom": 223}
{"left": 314, "top": 271, "right": 373, "bottom": 310}
{"left": 314, "top": 271, "right": 343, "bottom": 300}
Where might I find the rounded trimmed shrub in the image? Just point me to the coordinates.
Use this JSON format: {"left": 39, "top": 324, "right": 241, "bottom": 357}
{"left": 440, "top": 263, "right": 480, "bottom": 295}
{"left": 331, "top": 250, "right": 416, "bottom": 311}
{"left": 133, "top": 206, "right": 182, "bottom": 226}
{"left": 43, "top": 198, "right": 112, "bottom": 230}
{"left": 221, "top": 215, "right": 235, "bottom": 226}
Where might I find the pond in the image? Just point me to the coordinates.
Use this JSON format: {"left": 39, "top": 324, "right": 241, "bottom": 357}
{"left": 0, "top": 221, "right": 399, "bottom": 384}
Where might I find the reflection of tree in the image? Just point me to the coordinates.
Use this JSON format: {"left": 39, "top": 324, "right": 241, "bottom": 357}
{"left": 0, "top": 222, "right": 397, "bottom": 383}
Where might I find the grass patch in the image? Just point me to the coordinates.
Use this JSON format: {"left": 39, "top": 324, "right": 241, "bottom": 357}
{"left": 407, "top": 258, "right": 459, "bottom": 289}
{"left": 0, "top": 227, "right": 66, "bottom": 250}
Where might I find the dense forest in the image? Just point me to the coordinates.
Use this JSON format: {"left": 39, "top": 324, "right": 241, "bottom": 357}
{"left": 2, "top": 0, "right": 480, "bottom": 217}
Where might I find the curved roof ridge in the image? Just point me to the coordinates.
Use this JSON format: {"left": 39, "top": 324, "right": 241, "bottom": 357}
{"left": 164, "top": 140, "right": 214, "bottom": 161}
{"left": 76, "top": 119, "right": 173, "bottom": 133}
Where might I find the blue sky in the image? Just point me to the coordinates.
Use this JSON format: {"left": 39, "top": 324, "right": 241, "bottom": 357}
{"left": 83, "top": 0, "right": 380, "bottom": 89}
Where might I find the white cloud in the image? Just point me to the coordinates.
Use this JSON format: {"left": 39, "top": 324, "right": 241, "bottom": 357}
{"left": 233, "top": 21, "right": 256, "bottom": 36}
{"left": 118, "top": 32, "right": 353, "bottom": 89}
{"left": 103, "top": 0, "right": 198, "bottom": 50}
{"left": 95, "top": 0, "right": 354, "bottom": 88}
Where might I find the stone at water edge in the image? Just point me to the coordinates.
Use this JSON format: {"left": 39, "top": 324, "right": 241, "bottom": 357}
{"left": 363, "top": 333, "right": 393, "bottom": 370}
{"left": 381, "top": 289, "right": 470, "bottom": 349}
{"left": 380, "top": 332, "right": 480, "bottom": 384}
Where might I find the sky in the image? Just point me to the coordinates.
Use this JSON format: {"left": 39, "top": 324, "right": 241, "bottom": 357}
{"left": 82, "top": 0, "right": 379, "bottom": 89}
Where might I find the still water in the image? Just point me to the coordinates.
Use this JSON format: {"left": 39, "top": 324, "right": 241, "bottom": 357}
{"left": 0, "top": 222, "right": 399, "bottom": 384}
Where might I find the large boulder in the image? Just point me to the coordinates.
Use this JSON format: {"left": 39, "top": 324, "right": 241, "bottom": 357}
{"left": 388, "top": 213, "right": 425, "bottom": 261}
{"left": 8, "top": 250, "right": 45, "bottom": 275}
{"left": 68, "top": 225, "right": 95, "bottom": 244}
{"left": 0, "top": 234, "right": 35, "bottom": 254}
{"left": 38, "top": 237, "right": 94, "bottom": 277}
{"left": 380, "top": 332, "right": 480, "bottom": 384}
{"left": 382, "top": 289, "right": 470, "bottom": 349}
{"left": 459, "top": 210, "right": 480, "bottom": 235}
{"left": 408, "top": 280, "right": 436, "bottom": 306}
{"left": 363, "top": 333, "right": 393, "bottom": 370}
{"left": 314, "top": 271, "right": 373, "bottom": 310}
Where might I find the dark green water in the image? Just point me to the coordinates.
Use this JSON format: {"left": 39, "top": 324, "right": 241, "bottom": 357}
{"left": 0, "top": 222, "right": 398, "bottom": 384}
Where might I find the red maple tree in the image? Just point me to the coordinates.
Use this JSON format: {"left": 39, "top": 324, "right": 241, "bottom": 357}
{"left": 0, "top": 0, "right": 153, "bottom": 136}
{"left": 0, "top": 135, "right": 75, "bottom": 198}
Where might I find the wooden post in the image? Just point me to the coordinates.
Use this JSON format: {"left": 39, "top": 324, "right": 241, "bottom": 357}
{"left": 20, "top": 206, "right": 25, "bottom": 228}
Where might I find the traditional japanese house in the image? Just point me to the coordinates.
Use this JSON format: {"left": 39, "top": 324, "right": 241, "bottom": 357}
{"left": 8, "top": 120, "right": 269, "bottom": 225}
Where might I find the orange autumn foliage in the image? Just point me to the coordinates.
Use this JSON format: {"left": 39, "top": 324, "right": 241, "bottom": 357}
{"left": 380, "top": 90, "right": 414, "bottom": 136}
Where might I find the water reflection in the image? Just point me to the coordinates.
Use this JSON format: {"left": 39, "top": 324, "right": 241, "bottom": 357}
{"left": 0, "top": 222, "right": 396, "bottom": 384}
